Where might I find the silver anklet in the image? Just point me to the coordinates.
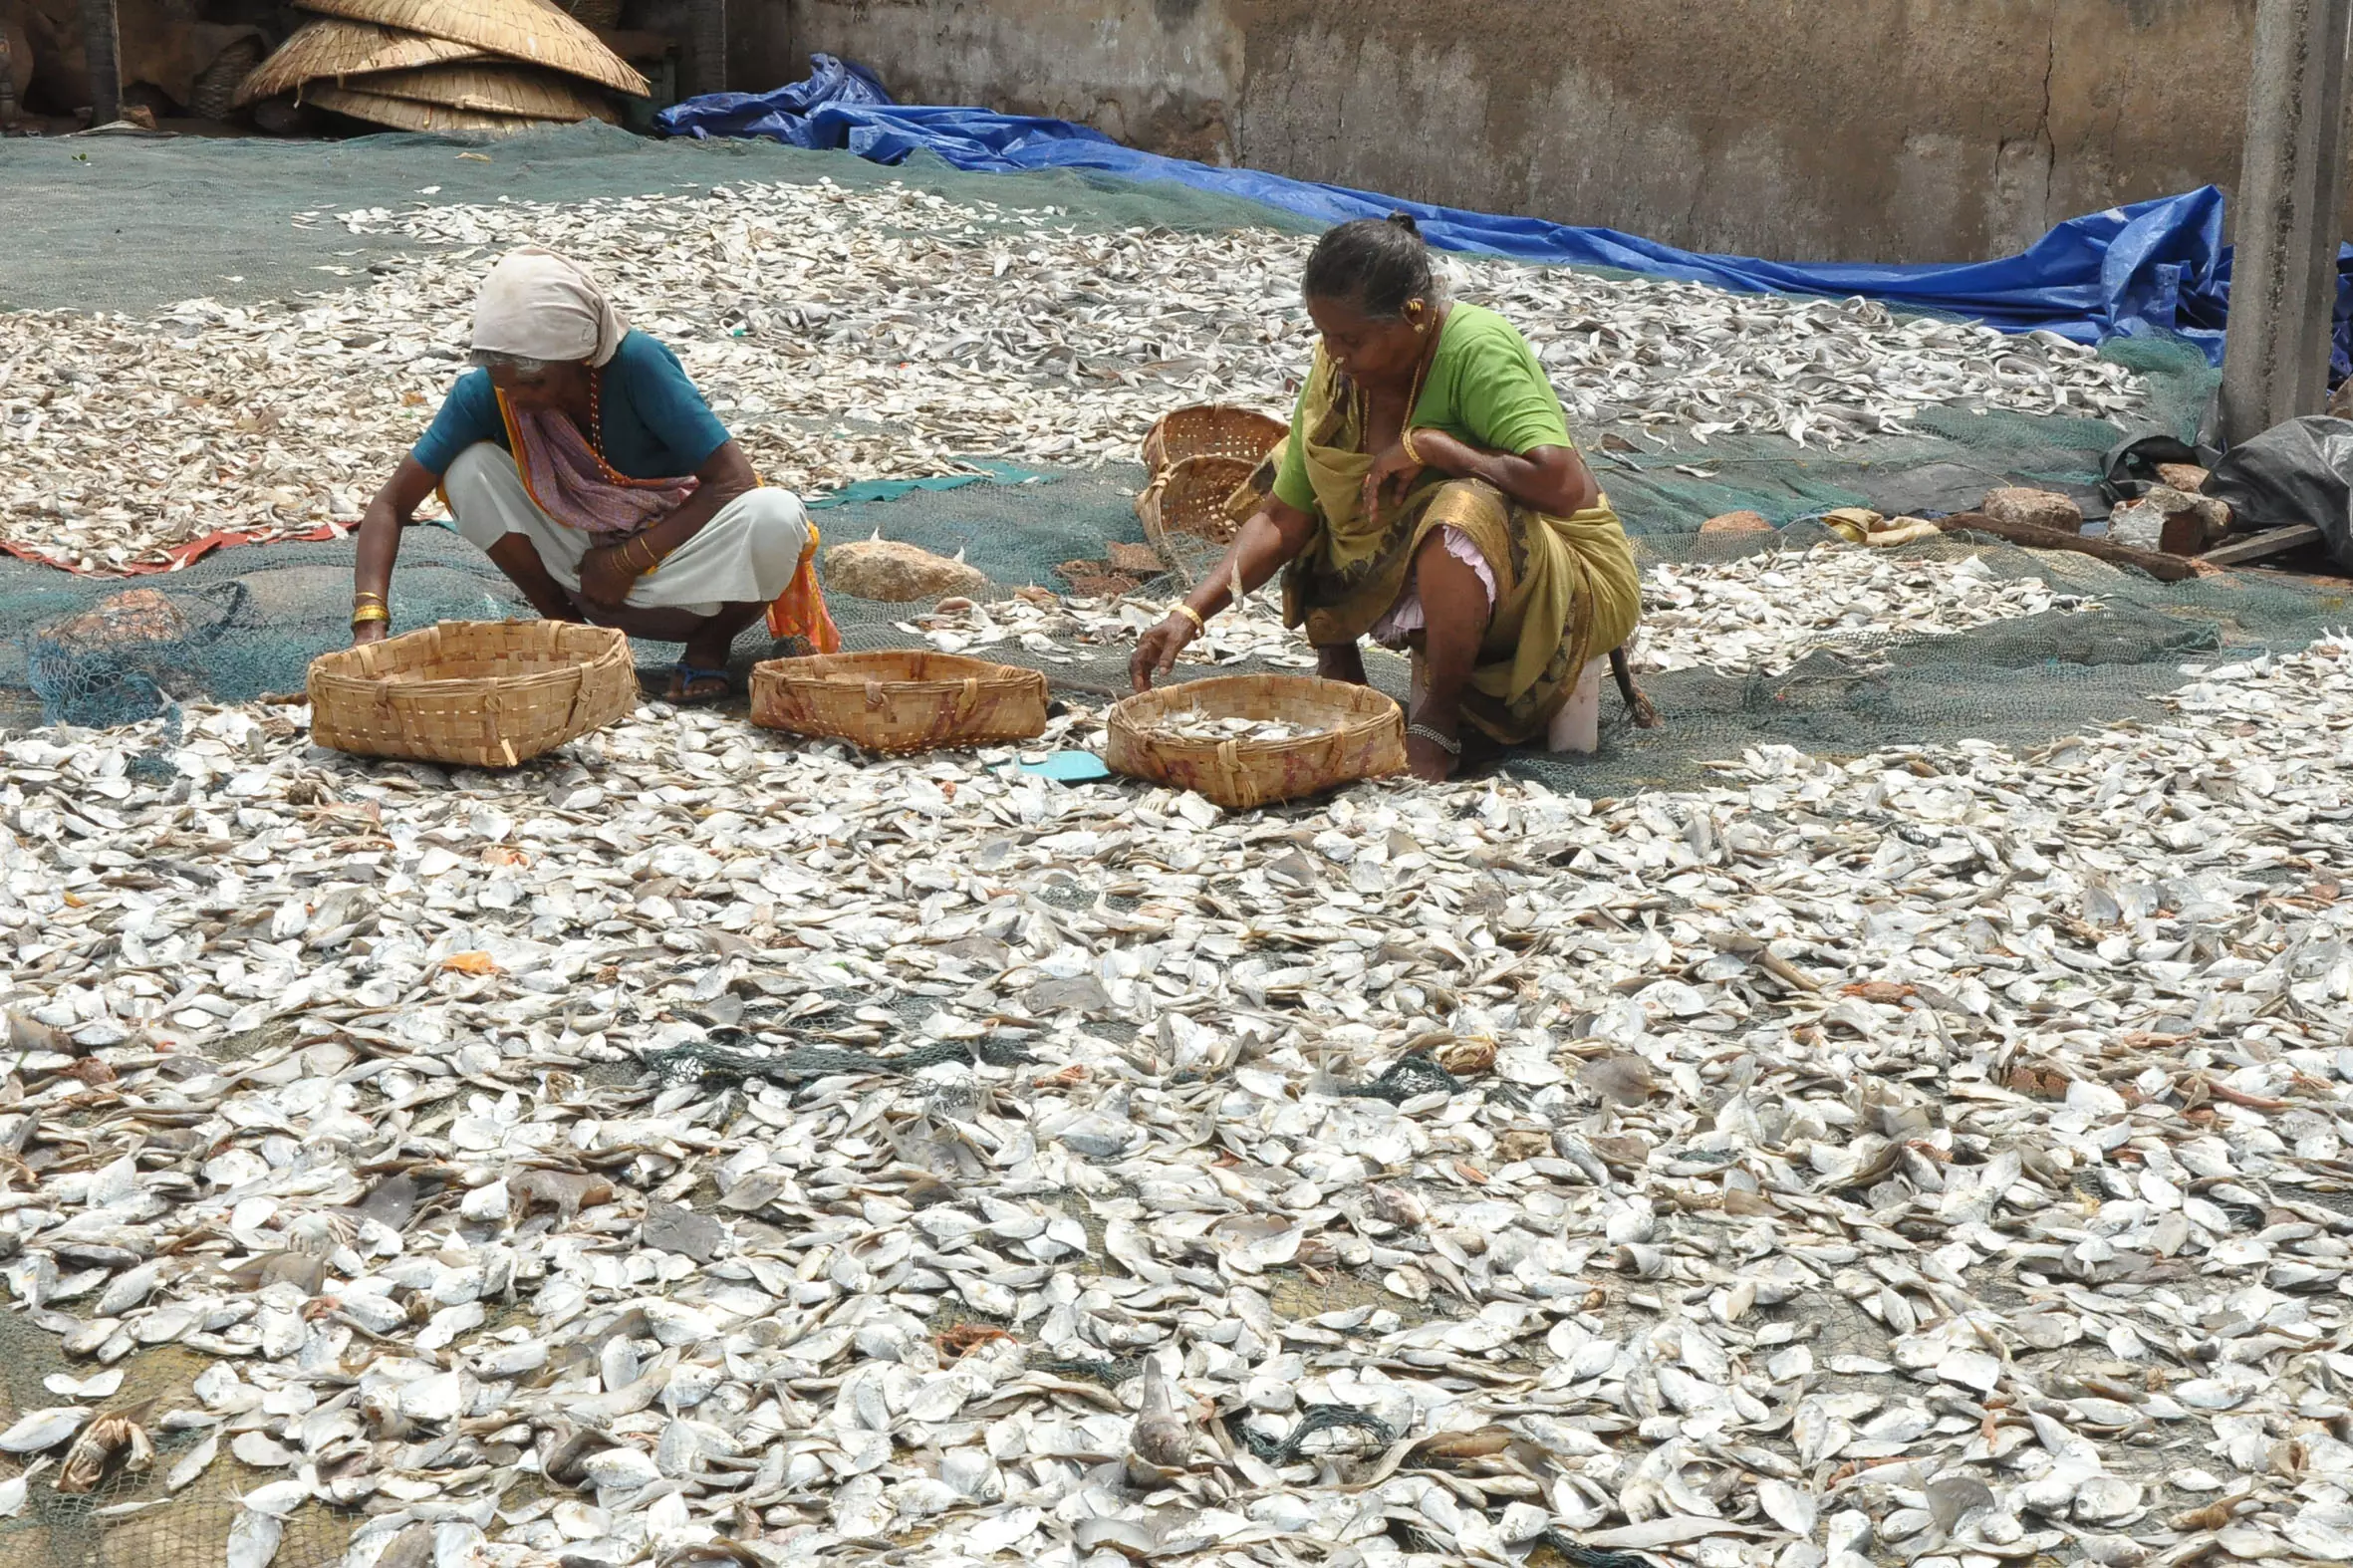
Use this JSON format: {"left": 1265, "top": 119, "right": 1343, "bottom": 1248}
{"left": 1407, "top": 722, "right": 1460, "bottom": 756}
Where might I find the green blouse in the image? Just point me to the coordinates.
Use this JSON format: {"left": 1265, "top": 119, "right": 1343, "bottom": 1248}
{"left": 1271, "top": 303, "right": 1573, "bottom": 515}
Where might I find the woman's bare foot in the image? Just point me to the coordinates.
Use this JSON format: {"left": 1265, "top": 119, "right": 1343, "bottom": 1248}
{"left": 1405, "top": 730, "right": 1459, "bottom": 782}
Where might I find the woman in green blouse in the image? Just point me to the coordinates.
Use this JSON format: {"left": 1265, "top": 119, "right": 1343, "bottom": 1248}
{"left": 1129, "top": 215, "right": 1644, "bottom": 781}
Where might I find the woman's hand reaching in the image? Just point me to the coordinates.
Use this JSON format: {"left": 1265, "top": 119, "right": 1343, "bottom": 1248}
{"left": 1130, "top": 615, "right": 1197, "bottom": 691}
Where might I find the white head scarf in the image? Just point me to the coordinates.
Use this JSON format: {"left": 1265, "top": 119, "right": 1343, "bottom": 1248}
{"left": 470, "top": 246, "right": 628, "bottom": 368}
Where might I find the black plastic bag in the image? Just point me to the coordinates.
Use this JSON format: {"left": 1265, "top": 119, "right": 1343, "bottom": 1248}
{"left": 2203, "top": 416, "right": 2353, "bottom": 568}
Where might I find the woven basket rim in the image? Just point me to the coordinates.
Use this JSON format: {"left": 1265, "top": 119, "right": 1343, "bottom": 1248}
{"left": 754, "top": 651, "right": 1044, "bottom": 686}
{"left": 1143, "top": 404, "right": 1287, "bottom": 454}
{"left": 310, "top": 619, "right": 629, "bottom": 683}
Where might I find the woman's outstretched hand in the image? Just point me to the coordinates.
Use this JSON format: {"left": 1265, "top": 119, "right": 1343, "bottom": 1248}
{"left": 1130, "top": 616, "right": 1197, "bottom": 691}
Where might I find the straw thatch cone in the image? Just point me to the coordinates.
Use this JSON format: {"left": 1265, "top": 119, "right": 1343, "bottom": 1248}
{"left": 234, "top": 20, "right": 494, "bottom": 109}
{"left": 345, "top": 63, "right": 615, "bottom": 122}
{"left": 301, "top": 81, "right": 551, "bottom": 132}
{"left": 294, "top": 0, "right": 649, "bottom": 93}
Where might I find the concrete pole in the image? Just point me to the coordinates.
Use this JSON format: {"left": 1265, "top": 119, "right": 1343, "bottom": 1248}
{"left": 684, "top": 0, "right": 727, "bottom": 100}
{"left": 2220, "top": 0, "right": 2353, "bottom": 446}
{"left": 77, "top": 0, "right": 119, "bottom": 126}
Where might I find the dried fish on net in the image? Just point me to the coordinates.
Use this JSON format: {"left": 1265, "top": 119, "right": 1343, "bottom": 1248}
{"left": 4, "top": 633, "right": 2353, "bottom": 1568}
{"left": 0, "top": 173, "right": 2156, "bottom": 569}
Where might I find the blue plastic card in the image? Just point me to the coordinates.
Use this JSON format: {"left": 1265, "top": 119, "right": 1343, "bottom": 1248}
{"left": 1017, "top": 751, "right": 1112, "bottom": 782}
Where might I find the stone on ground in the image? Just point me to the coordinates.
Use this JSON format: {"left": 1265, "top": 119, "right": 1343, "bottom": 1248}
{"left": 1980, "top": 486, "right": 2083, "bottom": 533}
{"left": 825, "top": 538, "right": 990, "bottom": 602}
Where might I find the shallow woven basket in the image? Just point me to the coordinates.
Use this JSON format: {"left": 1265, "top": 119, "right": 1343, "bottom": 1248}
{"left": 1140, "top": 404, "right": 1287, "bottom": 472}
{"left": 235, "top": 20, "right": 494, "bottom": 108}
{"left": 294, "top": 0, "right": 651, "bottom": 94}
{"left": 1106, "top": 673, "right": 1407, "bottom": 810}
{"left": 1136, "top": 454, "right": 1258, "bottom": 551}
{"left": 308, "top": 620, "right": 636, "bottom": 767}
{"left": 750, "top": 650, "right": 1048, "bottom": 755}
{"left": 302, "top": 81, "right": 548, "bottom": 131}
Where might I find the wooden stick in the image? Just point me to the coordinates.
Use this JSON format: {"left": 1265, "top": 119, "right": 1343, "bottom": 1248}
{"left": 1933, "top": 511, "right": 2202, "bottom": 582}
{"left": 2200, "top": 523, "right": 2325, "bottom": 566}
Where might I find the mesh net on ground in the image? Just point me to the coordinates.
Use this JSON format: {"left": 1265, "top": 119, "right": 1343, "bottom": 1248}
{"left": 3, "top": 439, "right": 2341, "bottom": 804}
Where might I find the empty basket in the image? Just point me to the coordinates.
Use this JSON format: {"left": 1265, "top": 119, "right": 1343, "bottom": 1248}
{"left": 308, "top": 620, "right": 637, "bottom": 768}
{"left": 1135, "top": 454, "right": 1259, "bottom": 551}
{"left": 1141, "top": 404, "right": 1287, "bottom": 472}
{"left": 751, "top": 650, "right": 1048, "bottom": 754}
{"left": 1105, "top": 673, "right": 1406, "bottom": 810}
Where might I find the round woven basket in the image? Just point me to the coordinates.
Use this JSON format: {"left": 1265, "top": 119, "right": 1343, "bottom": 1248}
{"left": 307, "top": 621, "right": 637, "bottom": 768}
{"left": 1135, "top": 454, "right": 1258, "bottom": 551}
{"left": 1141, "top": 404, "right": 1287, "bottom": 472}
{"left": 750, "top": 650, "right": 1048, "bottom": 754}
{"left": 1105, "top": 674, "right": 1407, "bottom": 810}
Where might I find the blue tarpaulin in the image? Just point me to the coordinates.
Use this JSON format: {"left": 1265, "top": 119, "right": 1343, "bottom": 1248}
{"left": 658, "top": 58, "right": 2353, "bottom": 377}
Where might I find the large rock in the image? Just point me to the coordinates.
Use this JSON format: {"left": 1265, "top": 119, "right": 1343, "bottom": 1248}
{"left": 1980, "top": 487, "right": 2083, "bottom": 534}
{"left": 2108, "top": 483, "right": 2230, "bottom": 554}
{"left": 825, "top": 538, "right": 989, "bottom": 603}
{"left": 2156, "top": 462, "right": 2211, "bottom": 493}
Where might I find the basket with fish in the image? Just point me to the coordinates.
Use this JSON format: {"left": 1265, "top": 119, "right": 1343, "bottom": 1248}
{"left": 307, "top": 620, "right": 637, "bottom": 768}
{"left": 1106, "top": 673, "right": 1407, "bottom": 809}
{"left": 1135, "top": 454, "right": 1259, "bottom": 551}
{"left": 751, "top": 650, "right": 1049, "bottom": 754}
{"left": 1140, "top": 403, "right": 1287, "bottom": 472}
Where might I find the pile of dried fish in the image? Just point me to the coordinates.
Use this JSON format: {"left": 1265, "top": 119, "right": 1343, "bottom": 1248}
{"left": 897, "top": 541, "right": 2097, "bottom": 686}
{"left": 0, "top": 633, "right": 2350, "bottom": 1568}
{"left": 0, "top": 177, "right": 2149, "bottom": 567}
{"left": 1634, "top": 546, "right": 2095, "bottom": 673}
{"left": 1142, "top": 714, "right": 1329, "bottom": 744}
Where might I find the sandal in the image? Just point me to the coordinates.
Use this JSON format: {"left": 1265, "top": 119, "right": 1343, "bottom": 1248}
{"left": 666, "top": 662, "right": 732, "bottom": 705}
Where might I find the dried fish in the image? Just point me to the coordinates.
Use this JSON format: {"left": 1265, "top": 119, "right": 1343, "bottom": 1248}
{"left": 0, "top": 274, "right": 2339, "bottom": 1568}
{"left": 0, "top": 181, "right": 2148, "bottom": 567}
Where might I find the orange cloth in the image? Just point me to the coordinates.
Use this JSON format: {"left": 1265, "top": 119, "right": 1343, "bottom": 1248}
{"left": 766, "top": 517, "right": 840, "bottom": 651}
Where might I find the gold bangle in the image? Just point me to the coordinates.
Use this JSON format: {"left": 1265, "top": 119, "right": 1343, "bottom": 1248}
{"left": 350, "top": 605, "right": 391, "bottom": 626}
{"left": 1400, "top": 427, "right": 1426, "bottom": 467}
{"left": 1171, "top": 603, "right": 1206, "bottom": 635}
{"left": 632, "top": 536, "right": 662, "bottom": 574}
{"left": 353, "top": 591, "right": 387, "bottom": 605}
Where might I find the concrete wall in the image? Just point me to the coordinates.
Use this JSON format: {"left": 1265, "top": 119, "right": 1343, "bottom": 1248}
{"left": 727, "top": 0, "right": 2264, "bottom": 265}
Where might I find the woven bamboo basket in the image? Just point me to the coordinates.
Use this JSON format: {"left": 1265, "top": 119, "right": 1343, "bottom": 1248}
{"left": 294, "top": 0, "right": 651, "bottom": 94}
{"left": 1135, "top": 454, "right": 1258, "bottom": 552}
{"left": 1105, "top": 674, "right": 1406, "bottom": 810}
{"left": 344, "top": 62, "right": 616, "bottom": 121}
{"left": 308, "top": 620, "right": 636, "bottom": 767}
{"left": 237, "top": 20, "right": 496, "bottom": 107}
{"left": 1140, "top": 404, "right": 1287, "bottom": 472}
{"left": 750, "top": 650, "right": 1048, "bottom": 754}
{"left": 303, "top": 82, "right": 548, "bottom": 131}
